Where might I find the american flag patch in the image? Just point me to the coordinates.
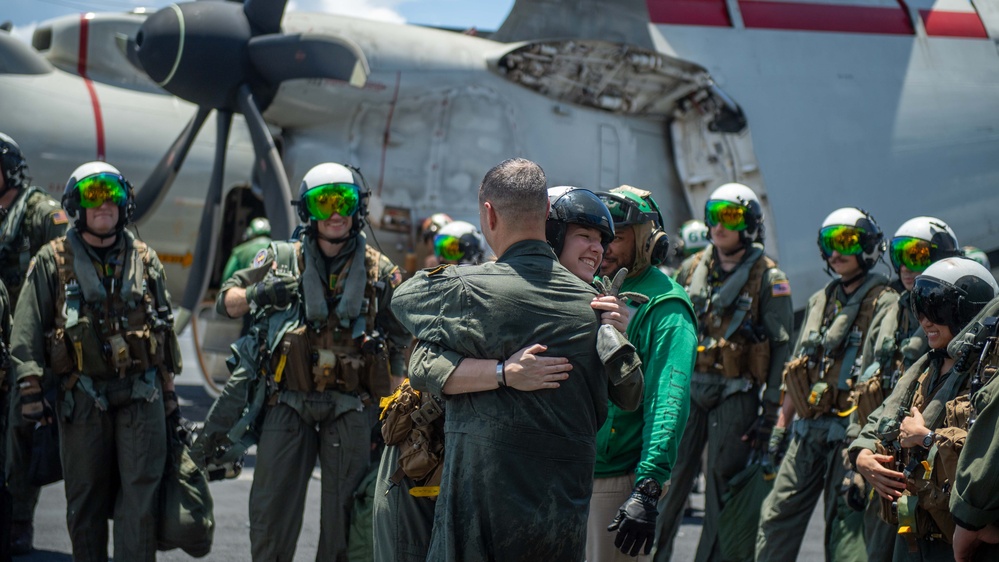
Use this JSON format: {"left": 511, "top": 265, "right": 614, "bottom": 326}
{"left": 772, "top": 280, "right": 791, "bottom": 297}
{"left": 51, "top": 210, "right": 69, "bottom": 225}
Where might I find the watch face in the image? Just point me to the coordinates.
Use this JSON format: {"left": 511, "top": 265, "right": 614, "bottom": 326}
{"left": 923, "top": 433, "right": 934, "bottom": 447}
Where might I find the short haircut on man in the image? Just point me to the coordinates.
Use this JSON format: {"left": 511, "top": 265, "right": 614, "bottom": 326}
{"left": 478, "top": 158, "right": 548, "bottom": 220}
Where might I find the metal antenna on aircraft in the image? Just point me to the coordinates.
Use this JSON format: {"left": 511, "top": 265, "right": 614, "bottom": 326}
{"left": 124, "top": 0, "right": 368, "bottom": 328}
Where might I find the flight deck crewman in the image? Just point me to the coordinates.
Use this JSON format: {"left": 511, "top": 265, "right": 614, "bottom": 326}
{"left": 756, "top": 207, "right": 898, "bottom": 561}
{"left": 585, "top": 185, "right": 698, "bottom": 562}
{"left": 654, "top": 183, "right": 793, "bottom": 562}
{"left": 0, "top": 132, "right": 69, "bottom": 556}
{"left": 217, "top": 162, "right": 409, "bottom": 561}
{"left": 10, "top": 161, "right": 182, "bottom": 562}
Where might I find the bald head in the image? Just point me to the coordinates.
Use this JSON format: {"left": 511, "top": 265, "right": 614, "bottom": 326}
{"left": 478, "top": 158, "right": 548, "bottom": 224}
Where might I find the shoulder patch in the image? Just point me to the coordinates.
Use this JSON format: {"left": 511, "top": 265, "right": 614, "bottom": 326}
{"left": 388, "top": 267, "right": 403, "bottom": 288}
{"left": 771, "top": 280, "right": 791, "bottom": 297}
{"left": 50, "top": 210, "right": 69, "bottom": 225}
{"left": 252, "top": 248, "right": 269, "bottom": 268}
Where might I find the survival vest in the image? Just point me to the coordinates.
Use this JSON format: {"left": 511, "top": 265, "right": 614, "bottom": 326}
{"left": 784, "top": 274, "right": 891, "bottom": 419}
{"left": 684, "top": 245, "right": 776, "bottom": 385}
{"left": 268, "top": 240, "right": 392, "bottom": 402}
{"left": 879, "top": 359, "right": 975, "bottom": 547}
{"left": 46, "top": 231, "right": 174, "bottom": 381}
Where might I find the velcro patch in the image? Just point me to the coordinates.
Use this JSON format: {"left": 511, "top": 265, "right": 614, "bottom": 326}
{"left": 251, "top": 249, "right": 268, "bottom": 268}
{"left": 388, "top": 267, "right": 403, "bottom": 288}
{"left": 772, "top": 280, "right": 791, "bottom": 297}
{"left": 51, "top": 210, "right": 69, "bottom": 225}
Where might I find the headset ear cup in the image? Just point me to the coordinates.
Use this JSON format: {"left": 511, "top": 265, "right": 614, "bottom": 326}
{"left": 648, "top": 228, "right": 670, "bottom": 266}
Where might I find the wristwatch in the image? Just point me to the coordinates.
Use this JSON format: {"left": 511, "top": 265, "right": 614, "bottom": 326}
{"left": 496, "top": 361, "right": 506, "bottom": 387}
{"left": 922, "top": 431, "right": 936, "bottom": 449}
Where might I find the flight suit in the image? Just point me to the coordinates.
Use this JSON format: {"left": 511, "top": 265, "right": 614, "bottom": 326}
{"left": 1, "top": 186, "right": 67, "bottom": 531}
{"left": 393, "top": 240, "right": 639, "bottom": 561}
{"left": 588, "top": 265, "right": 697, "bottom": 562}
{"left": 853, "top": 290, "right": 928, "bottom": 562}
{"left": 218, "top": 233, "right": 409, "bottom": 562}
{"left": 10, "top": 228, "right": 180, "bottom": 562}
{"left": 654, "top": 243, "right": 793, "bottom": 562}
{"left": 756, "top": 272, "right": 897, "bottom": 562}
{"left": 0, "top": 280, "right": 11, "bottom": 554}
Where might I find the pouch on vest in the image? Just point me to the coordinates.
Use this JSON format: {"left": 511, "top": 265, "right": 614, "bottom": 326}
{"left": 854, "top": 376, "right": 885, "bottom": 428}
{"left": 747, "top": 340, "right": 771, "bottom": 386}
{"left": 381, "top": 381, "right": 421, "bottom": 445}
{"left": 398, "top": 424, "right": 444, "bottom": 483}
{"left": 125, "top": 328, "right": 153, "bottom": 372}
{"left": 108, "top": 333, "right": 131, "bottom": 375}
{"left": 317, "top": 351, "right": 360, "bottom": 393}
{"left": 360, "top": 333, "right": 392, "bottom": 399}
{"left": 272, "top": 326, "right": 313, "bottom": 392}
{"left": 875, "top": 441, "right": 900, "bottom": 525}
{"left": 718, "top": 339, "right": 743, "bottom": 378}
{"left": 807, "top": 380, "right": 833, "bottom": 417}
{"left": 66, "top": 317, "right": 113, "bottom": 379}
{"left": 696, "top": 336, "right": 720, "bottom": 373}
{"left": 46, "top": 328, "right": 75, "bottom": 376}
{"left": 784, "top": 355, "right": 814, "bottom": 420}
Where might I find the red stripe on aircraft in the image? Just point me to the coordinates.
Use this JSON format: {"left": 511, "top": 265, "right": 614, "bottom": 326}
{"left": 739, "top": 1, "right": 914, "bottom": 34}
{"left": 919, "top": 10, "right": 988, "bottom": 38}
{"left": 646, "top": 0, "right": 732, "bottom": 27}
{"left": 77, "top": 15, "right": 106, "bottom": 161}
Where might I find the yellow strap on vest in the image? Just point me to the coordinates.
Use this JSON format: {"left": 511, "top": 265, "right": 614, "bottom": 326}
{"left": 837, "top": 404, "right": 858, "bottom": 417}
{"left": 409, "top": 486, "right": 440, "bottom": 498}
{"left": 273, "top": 353, "right": 288, "bottom": 383}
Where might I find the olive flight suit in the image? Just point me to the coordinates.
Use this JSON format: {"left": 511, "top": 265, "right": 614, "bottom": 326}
{"left": 655, "top": 242, "right": 793, "bottom": 562}
{"left": 10, "top": 228, "right": 180, "bottom": 562}
{"left": 1, "top": 186, "right": 67, "bottom": 528}
{"left": 756, "top": 272, "right": 897, "bottom": 561}
{"left": 218, "top": 232, "right": 409, "bottom": 562}
{"left": 392, "top": 240, "right": 643, "bottom": 562}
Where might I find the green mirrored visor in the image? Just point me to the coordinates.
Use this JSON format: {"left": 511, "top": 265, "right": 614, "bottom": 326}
{"left": 76, "top": 173, "right": 128, "bottom": 208}
{"left": 303, "top": 183, "right": 359, "bottom": 221}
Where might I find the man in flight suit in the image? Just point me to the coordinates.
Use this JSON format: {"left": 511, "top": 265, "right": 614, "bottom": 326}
{"left": 11, "top": 161, "right": 182, "bottom": 561}
{"left": 217, "top": 162, "right": 409, "bottom": 561}
{"left": 0, "top": 132, "right": 68, "bottom": 555}
{"left": 653, "top": 183, "right": 793, "bottom": 562}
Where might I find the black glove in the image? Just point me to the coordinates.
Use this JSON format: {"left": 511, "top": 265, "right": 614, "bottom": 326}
{"left": 607, "top": 477, "right": 661, "bottom": 556}
{"left": 19, "top": 376, "right": 47, "bottom": 424}
{"left": 246, "top": 273, "right": 298, "bottom": 309}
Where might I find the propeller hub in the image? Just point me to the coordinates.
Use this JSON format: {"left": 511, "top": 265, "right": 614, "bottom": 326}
{"left": 135, "top": 2, "right": 252, "bottom": 109}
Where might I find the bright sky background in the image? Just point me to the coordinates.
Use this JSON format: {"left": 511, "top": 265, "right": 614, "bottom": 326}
{"left": 6, "top": 0, "right": 515, "bottom": 43}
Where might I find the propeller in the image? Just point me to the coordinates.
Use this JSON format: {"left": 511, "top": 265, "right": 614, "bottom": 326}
{"left": 124, "top": 0, "right": 367, "bottom": 329}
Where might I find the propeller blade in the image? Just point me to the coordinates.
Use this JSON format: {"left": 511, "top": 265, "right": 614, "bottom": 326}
{"left": 243, "top": 0, "right": 288, "bottom": 36}
{"left": 133, "top": 106, "right": 211, "bottom": 222}
{"left": 179, "top": 109, "right": 232, "bottom": 318}
{"left": 248, "top": 33, "right": 369, "bottom": 87}
{"left": 235, "top": 84, "right": 296, "bottom": 240}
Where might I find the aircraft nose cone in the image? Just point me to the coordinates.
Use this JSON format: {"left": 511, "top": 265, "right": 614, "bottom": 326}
{"left": 135, "top": 5, "right": 182, "bottom": 86}
{"left": 133, "top": 1, "right": 254, "bottom": 109}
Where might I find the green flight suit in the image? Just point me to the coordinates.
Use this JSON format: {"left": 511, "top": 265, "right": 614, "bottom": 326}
{"left": 372, "top": 442, "right": 437, "bottom": 562}
{"left": 588, "top": 265, "right": 697, "bottom": 562}
{"left": 393, "top": 240, "right": 632, "bottom": 562}
{"left": 221, "top": 235, "right": 272, "bottom": 282}
{"left": 1, "top": 186, "right": 67, "bottom": 525}
{"left": 0, "top": 280, "right": 11, "bottom": 539}
{"left": 10, "top": 228, "right": 179, "bottom": 562}
{"left": 756, "top": 274, "right": 897, "bottom": 562}
{"left": 655, "top": 245, "right": 793, "bottom": 562}
{"left": 218, "top": 233, "right": 409, "bottom": 562}
{"left": 854, "top": 290, "right": 928, "bottom": 562}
